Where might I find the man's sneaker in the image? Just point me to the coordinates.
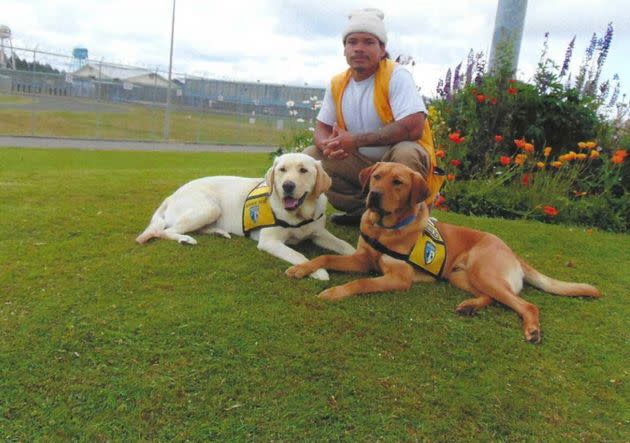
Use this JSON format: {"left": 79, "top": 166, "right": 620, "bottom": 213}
{"left": 330, "top": 208, "right": 364, "bottom": 226}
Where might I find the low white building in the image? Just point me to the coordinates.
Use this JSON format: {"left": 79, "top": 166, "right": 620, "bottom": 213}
{"left": 73, "top": 64, "right": 172, "bottom": 88}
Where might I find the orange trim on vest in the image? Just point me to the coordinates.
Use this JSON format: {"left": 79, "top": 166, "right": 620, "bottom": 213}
{"left": 329, "top": 59, "right": 444, "bottom": 204}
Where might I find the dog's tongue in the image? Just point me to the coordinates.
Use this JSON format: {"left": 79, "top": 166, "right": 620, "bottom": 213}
{"left": 283, "top": 197, "right": 300, "bottom": 210}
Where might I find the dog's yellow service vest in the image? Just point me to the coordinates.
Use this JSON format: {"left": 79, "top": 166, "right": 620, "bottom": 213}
{"left": 242, "top": 182, "right": 323, "bottom": 235}
{"left": 407, "top": 218, "right": 447, "bottom": 277}
{"left": 330, "top": 59, "right": 444, "bottom": 205}
{"left": 242, "top": 183, "right": 278, "bottom": 234}
{"left": 360, "top": 218, "right": 447, "bottom": 278}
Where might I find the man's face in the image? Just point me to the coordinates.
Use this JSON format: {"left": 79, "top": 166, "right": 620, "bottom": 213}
{"left": 344, "top": 32, "right": 385, "bottom": 76}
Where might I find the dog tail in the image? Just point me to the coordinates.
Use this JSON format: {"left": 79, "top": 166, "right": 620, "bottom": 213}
{"left": 519, "top": 259, "right": 601, "bottom": 298}
{"left": 135, "top": 199, "right": 169, "bottom": 244}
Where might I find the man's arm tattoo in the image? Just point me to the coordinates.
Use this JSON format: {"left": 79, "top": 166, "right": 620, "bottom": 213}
{"left": 353, "top": 121, "right": 412, "bottom": 147}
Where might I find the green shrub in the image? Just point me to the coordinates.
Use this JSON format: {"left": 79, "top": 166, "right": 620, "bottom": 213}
{"left": 430, "top": 25, "right": 629, "bottom": 232}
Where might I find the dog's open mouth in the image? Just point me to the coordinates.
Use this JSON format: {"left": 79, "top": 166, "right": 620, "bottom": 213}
{"left": 283, "top": 192, "right": 307, "bottom": 211}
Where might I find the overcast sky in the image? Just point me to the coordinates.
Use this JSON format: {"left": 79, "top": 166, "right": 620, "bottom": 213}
{"left": 3, "top": 0, "right": 629, "bottom": 98}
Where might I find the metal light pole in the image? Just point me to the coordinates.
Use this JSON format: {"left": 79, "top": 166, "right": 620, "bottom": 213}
{"left": 488, "top": 0, "right": 528, "bottom": 75}
{"left": 163, "top": 0, "right": 176, "bottom": 141}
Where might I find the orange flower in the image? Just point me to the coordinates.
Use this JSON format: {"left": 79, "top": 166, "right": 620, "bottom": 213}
{"left": 450, "top": 159, "right": 462, "bottom": 167}
{"left": 500, "top": 156, "right": 511, "bottom": 166}
{"left": 514, "top": 138, "right": 526, "bottom": 149}
{"left": 585, "top": 141, "right": 597, "bottom": 149}
{"left": 577, "top": 142, "right": 587, "bottom": 150}
{"left": 507, "top": 87, "right": 517, "bottom": 95}
{"left": 543, "top": 205, "right": 559, "bottom": 217}
{"left": 495, "top": 135, "right": 504, "bottom": 143}
{"left": 536, "top": 161, "right": 545, "bottom": 169}
{"left": 589, "top": 150, "right": 600, "bottom": 159}
{"left": 434, "top": 195, "right": 446, "bottom": 207}
{"left": 436, "top": 149, "right": 446, "bottom": 158}
{"left": 515, "top": 154, "right": 527, "bottom": 166}
{"left": 522, "top": 143, "right": 535, "bottom": 154}
{"left": 447, "top": 173, "right": 456, "bottom": 181}
{"left": 576, "top": 153, "right": 587, "bottom": 160}
{"left": 551, "top": 161, "right": 563, "bottom": 168}
{"left": 476, "top": 94, "right": 486, "bottom": 103}
{"left": 559, "top": 151, "right": 577, "bottom": 162}
{"left": 612, "top": 154, "right": 625, "bottom": 164}
{"left": 544, "top": 147, "right": 552, "bottom": 157}
{"left": 613, "top": 149, "right": 628, "bottom": 159}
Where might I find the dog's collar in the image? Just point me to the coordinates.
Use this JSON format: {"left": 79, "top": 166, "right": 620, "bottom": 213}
{"left": 376, "top": 213, "right": 417, "bottom": 230}
{"left": 275, "top": 211, "right": 323, "bottom": 229}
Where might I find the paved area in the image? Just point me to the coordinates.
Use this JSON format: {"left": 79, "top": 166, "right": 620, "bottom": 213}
{"left": 0, "top": 136, "right": 277, "bottom": 153}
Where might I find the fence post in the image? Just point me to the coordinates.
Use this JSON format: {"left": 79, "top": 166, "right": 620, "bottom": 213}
{"left": 30, "top": 46, "right": 37, "bottom": 136}
{"left": 163, "top": 0, "right": 176, "bottom": 141}
{"left": 96, "top": 58, "right": 103, "bottom": 138}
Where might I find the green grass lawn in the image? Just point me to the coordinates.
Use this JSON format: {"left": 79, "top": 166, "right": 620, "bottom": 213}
{"left": 1, "top": 148, "right": 628, "bottom": 441}
{"left": 0, "top": 96, "right": 303, "bottom": 145}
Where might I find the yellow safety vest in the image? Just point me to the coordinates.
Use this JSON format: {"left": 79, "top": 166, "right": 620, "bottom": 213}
{"left": 330, "top": 59, "right": 444, "bottom": 205}
{"left": 360, "top": 218, "right": 447, "bottom": 278}
{"left": 242, "top": 183, "right": 278, "bottom": 234}
{"left": 242, "top": 182, "right": 323, "bottom": 235}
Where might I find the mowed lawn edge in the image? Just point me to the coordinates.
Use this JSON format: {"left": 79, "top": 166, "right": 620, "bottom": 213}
{"left": 1, "top": 148, "right": 628, "bottom": 441}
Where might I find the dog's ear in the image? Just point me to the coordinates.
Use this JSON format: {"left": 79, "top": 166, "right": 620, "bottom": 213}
{"left": 313, "top": 160, "right": 332, "bottom": 197}
{"left": 409, "top": 171, "right": 430, "bottom": 205}
{"left": 359, "top": 163, "right": 379, "bottom": 196}
{"left": 265, "top": 158, "right": 277, "bottom": 193}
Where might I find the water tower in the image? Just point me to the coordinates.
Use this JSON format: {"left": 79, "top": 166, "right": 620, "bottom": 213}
{"left": 0, "top": 25, "right": 15, "bottom": 70}
{"left": 72, "top": 47, "right": 88, "bottom": 71}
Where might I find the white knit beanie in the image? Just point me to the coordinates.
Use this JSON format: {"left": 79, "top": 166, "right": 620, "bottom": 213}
{"left": 342, "top": 8, "right": 387, "bottom": 45}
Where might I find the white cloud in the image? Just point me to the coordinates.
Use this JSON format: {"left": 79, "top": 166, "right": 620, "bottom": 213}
{"left": 2, "top": 0, "right": 629, "bottom": 97}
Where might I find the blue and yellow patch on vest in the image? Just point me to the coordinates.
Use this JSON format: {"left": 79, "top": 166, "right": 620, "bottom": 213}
{"left": 407, "top": 219, "right": 447, "bottom": 278}
{"left": 242, "top": 183, "right": 277, "bottom": 234}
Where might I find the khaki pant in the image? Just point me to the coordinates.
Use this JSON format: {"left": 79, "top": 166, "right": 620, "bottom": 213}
{"left": 303, "top": 141, "right": 431, "bottom": 212}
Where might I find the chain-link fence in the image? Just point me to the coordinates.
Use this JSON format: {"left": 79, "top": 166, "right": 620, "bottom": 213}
{"left": 0, "top": 46, "right": 324, "bottom": 145}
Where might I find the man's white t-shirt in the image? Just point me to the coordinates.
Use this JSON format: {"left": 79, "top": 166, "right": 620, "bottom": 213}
{"left": 317, "top": 64, "right": 427, "bottom": 160}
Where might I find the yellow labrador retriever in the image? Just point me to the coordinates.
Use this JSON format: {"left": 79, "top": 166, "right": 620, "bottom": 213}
{"left": 137, "top": 153, "right": 355, "bottom": 280}
{"left": 286, "top": 162, "right": 600, "bottom": 342}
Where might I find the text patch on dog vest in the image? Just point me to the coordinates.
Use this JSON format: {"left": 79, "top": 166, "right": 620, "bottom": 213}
{"left": 408, "top": 219, "right": 447, "bottom": 277}
{"left": 242, "top": 183, "right": 277, "bottom": 234}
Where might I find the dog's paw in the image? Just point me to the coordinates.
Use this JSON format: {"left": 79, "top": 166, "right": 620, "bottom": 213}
{"left": 286, "top": 265, "right": 309, "bottom": 279}
{"left": 178, "top": 235, "right": 197, "bottom": 245}
{"left": 455, "top": 305, "right": 477, "bottom": 316}
{"left": 207, "top": 228, "right": 231, "bottom": 239}
{"left": 524, "top": 327, "right": 542, "bottom": 344}
{"left": 317, "top": 286, "right": 347, "bottom": 301}
{"left": 310, "top": 268, "right": 330, "bottom": 281}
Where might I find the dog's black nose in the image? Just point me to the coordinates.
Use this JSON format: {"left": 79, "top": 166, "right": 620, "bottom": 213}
{"left": 367, "top": 191, "right": 382, "bottom": 209}
{"left": 282, "top": 181, "right": 296, "bottom": 194}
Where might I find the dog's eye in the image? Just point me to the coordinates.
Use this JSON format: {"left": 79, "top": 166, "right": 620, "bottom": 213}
{"left": 392, "top": 179, "right": 402, "bottom": 186}
{"left": 279, "top": 167, "right": 286, "bottom": 172}
{"left": 373, "top": 174, "right": 381, "bottom": 180}
{"left": 299, "top": 168, "right": 308, "bottom": 173}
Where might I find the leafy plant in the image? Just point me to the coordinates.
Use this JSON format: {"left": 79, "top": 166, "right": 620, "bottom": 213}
{"left": 429, "top": 25, "right": 629, "bottom": 232}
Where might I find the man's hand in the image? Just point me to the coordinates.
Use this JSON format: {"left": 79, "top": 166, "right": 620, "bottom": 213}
{"left": 322, "top": 124, "right": 356, "bottom": 160}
